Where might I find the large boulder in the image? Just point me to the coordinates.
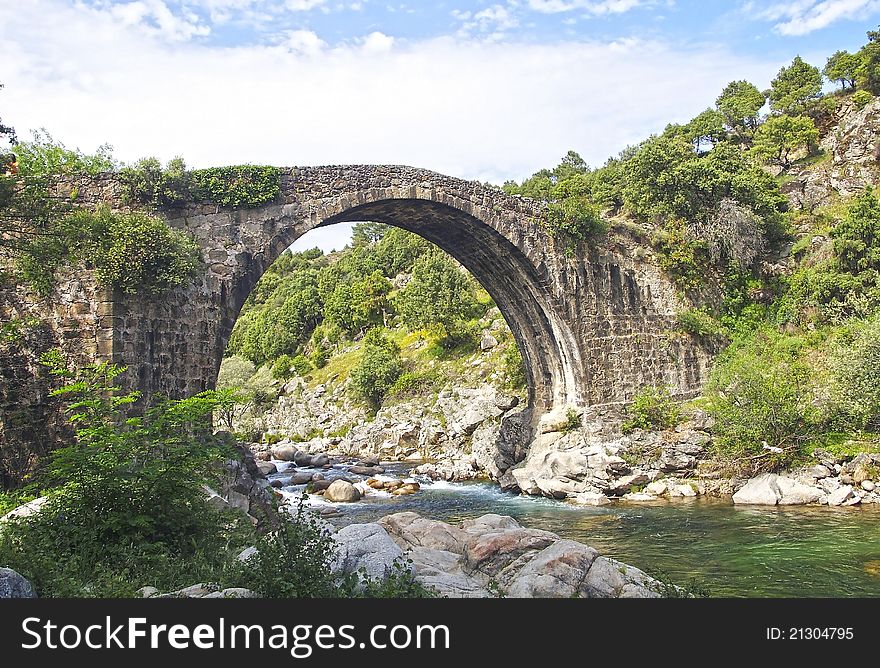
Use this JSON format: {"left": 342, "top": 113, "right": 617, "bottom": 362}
{"left": 732, "top": 473, "right": 823, "bottom": 506}
{"left": 0, "top": 568, "right": 36, "bottom": 598}
{"left": 368, "top": 512, "right": 661, "bottom": 598}
{"left": 324, "top": 480, "right": 362, "bottom": 503}
{"left": 331, "top": 523, "right": 408, "bottom": 581}
{"left": 272, "top": 444, "right": 299, "bottom": 462}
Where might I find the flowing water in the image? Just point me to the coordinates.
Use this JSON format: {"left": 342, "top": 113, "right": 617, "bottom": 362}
{"left": 271, "top": 461, "right": 880, "bottom": 598}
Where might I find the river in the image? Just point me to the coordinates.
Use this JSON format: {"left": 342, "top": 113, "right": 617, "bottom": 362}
{"left": 270, "top": 460, "right": 880, "bottom": 597}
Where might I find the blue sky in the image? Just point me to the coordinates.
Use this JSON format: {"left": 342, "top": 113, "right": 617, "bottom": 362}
{"left": 2, "top": 1, "right": 879, "bottom": 250}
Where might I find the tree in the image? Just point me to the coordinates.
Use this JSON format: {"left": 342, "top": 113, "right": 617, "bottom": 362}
{"left": 715, "top": 80, "right": 765, "bottom": 139}
{"left": 0, "top": 83, "right": 16, "bottom": 148}
{"left": 350, "top": 328, "right": 403, "bottom": 408}
{"left": 396, "top": 250, "right": 480, "bottom": 331}
{"left": 352, "top": 222, "right": 388, "bottom": 246}
{"left": 751, "top": 114, "right": 819, "bottom": 168}
{"left": 832, "top": 187, "right": 880, "bottom": 274}
{"left": 824, "top": 50, "right": 860, "bottom": 90}
{"left": 553, "top": 150, "right": 589, "bottom": 180}
{"left": 769, "top": 56, "right": 823, "bottom": 115}
{"left": 856, "top": 27, "right": 880, "bottom": 94}
{"left": 684, "top": 108, "right": 727, "bottom": 154}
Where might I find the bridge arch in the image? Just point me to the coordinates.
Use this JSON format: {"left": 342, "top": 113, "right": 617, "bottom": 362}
{"left": 215, "top": 167, "right": 587, "bottom": 413}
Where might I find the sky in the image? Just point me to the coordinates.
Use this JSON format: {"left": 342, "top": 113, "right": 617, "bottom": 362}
{"left": 1, "top": 0, "right": 879, "bottom": 251}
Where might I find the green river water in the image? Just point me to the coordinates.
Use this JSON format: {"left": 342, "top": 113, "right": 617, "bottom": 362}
{"left": 277, "top": 463, "right": 880, "bottom": 597}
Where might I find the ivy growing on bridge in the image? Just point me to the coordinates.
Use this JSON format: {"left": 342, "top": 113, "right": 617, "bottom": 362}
{"left": 121, "top": 158, "right": 282, "bottom": 209}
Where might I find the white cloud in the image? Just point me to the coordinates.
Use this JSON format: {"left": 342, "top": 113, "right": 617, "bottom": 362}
{"left": 285, "top": 0, "right": 329, "bottom": 10}
{"left": 360, "top": 31, "right": 395, "bottom": 53}
{"left": 106, "top": 0, "right": 211, "bottom": 41}
{"left": 1, "top": 0, "right": 783, "bottom": 187}
{"left": 284, "top": 29, "right": 327, "bottom": 55}
{"left": 527, "top": 0, "right": 643, "bottom": 14}
{"left": 749, "top": 0, "right": 880, "bottom": 35}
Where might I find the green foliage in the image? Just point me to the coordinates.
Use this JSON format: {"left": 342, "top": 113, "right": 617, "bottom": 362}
{"left": 84, "top": 206, "right": 201, "bottom": 295}
{"left": 350, "top": 328, "right": 404, "bottom": 408}
{"left": 651, "top": 218, "right": 709, "bottom": 290}
{"left": 704, "top": 330, "right": 819, "bottom": 471}
{"left": 855, "top": 28, "right": 880, "bottom": 94}
{"left": 504, "top": 151, "right": 608, "bottom": 240}
{"left": 624, "top": 135, "right": 786, "bottom": 226}
{"left": 832, "top": 187, "right": 880, "bottom": 274}
{"left": 677, "top": 307, "right": 729, "bottom": 341}
{"left": 271, "top": 354, "right": 295, "bottom": 380}
{"left": 121, "top": 158, "right": 281, "bottom": 209}
{"left": 216, "top": 355, "right": 256, "bottom": 389}
{"left": 324, "top": 270, "right": 391, "bottom": 335}
{"left": 14, "top": 129, "right": 117, "bottom": 176}
{"left": 544, "top": 174, "right": 608, "bottom": 240}
{"left": 503, "top": 344, "right": 527, "bottom": 390}
{"left": 11, "top": 203, "right": 201, "bottom": 297}
{"left": 769, "top": 55, "right": 824, "bottom": 115}
{"left": 396, "top": 250, "right": 482, "bottom": 332}
{"left": 852, "top": 89, "right": 874, "bottom": 110}
{"left": 351, "top": 222, "right": 388, "bottom": 246}
{"left": 0, "top": 355, "right": 250, "bottom": 597}
{"left": 824, "top": 50, "right": 861, "bottom": 90}
{"left": 751, "top": 114, "right": 819, "bottom": 168}
{"left": 780, "top": 190, "right": 880, "bottom": 326}
{"left": 830, "top": 314, "right": 880, "bottom": 431}
{"left": 231, "top": 499, "right": 339, "bottom": 598}
{"left": 561, "top": 407, "right": 581, "bottom": 433}
{"left": 621, "top": 385, "right": 682, "bottom": 434}
{"left": 716, "top": 80, "right": 765, "bottom": 140}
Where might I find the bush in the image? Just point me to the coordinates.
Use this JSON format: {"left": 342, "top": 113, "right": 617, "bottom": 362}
{"left": 677, "top": 307, "right": 729, "bottom": 340}
{"left": 852, "top": 89, "right": 874, "bottom": 110}
{"left": 0, "top": 354, "right": 252, "bottom": 597}
{"left": 396, "top": 250, "right": 481, "bottom": 332}
{"left": 621, "top": 385, "right": 682, "bottom": 434}
{"left": 350, "top": 329, "right": 403, "bottom": 408}
{"left": 271, "top": 354, "right": 295, "bottom": 380}
{"left": 503, "top": 344, "right": 527, "bottom": 390}
{"left": 830, "top": 314, "right": 880, "bottom": 431}
{"left": 232, "top": 499, "right": 339, "bottom": 598}
{"left": 121, "top": 159, "right": 282, "bottom": 209}
{"left": 704, "top": 330, "right": 819, "bottom": 471}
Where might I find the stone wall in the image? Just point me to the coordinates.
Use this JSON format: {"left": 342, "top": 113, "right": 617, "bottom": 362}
{"left": 0, "top": 266, "right": 112, "bottom": 485}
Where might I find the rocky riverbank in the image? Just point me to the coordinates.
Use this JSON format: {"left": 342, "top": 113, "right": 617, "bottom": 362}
{"left": 245, "top": 380, "right": 880, "bottom": 509}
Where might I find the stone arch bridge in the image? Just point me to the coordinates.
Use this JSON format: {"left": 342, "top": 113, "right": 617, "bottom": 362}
{"left": 53, "top": 165, "right": 711, "bottom": 428}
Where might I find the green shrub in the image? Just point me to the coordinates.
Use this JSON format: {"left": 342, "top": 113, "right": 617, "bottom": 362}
{"left": 622, "top": 385, "right": 682, "bottom": 434}
{"left": 830, "top": 314, "right": 880, "bottom": 431}
{"left": 561, "top": 407, "right": 581, "bottom": 433}
{"left": 350, "top": 329, "right": 403, "bottom": 408}
{"left": 396, "top": 250, "right": 481, "bottom": 332}
{"left": 232, "top": 498, "right": 434, "bottom": 598}
{"left": 121, "top": 159, "right": 281, "bottom": 209}
{"left": 291, "top": 354, "right": 312, "bottom": 376}
{"left": 271, "top": 354, "right": 295, "bottom": 380}
{"left": 503, "top": 344, "right": 527, "bottom": 390}
{"left": 0, "top": 354, "right": 252, "bottom": 597}
{"left": 704, "top": 330, "right": 819, "bottom": 471}
{"left": 652, "top": 219, "right": 710, "bottom": 290}
{"left": 852, "top": 89, "right": 874, "bottom": 110}
{"left": 677, "top": 307, "right": 729, "bottom": 340}
{"left": 390, "top": 369, "right": 439, "bottom": 398}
